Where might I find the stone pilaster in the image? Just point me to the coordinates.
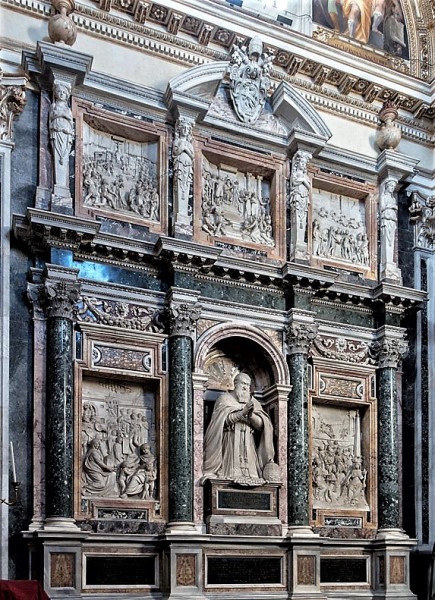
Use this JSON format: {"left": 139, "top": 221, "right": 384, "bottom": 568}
{"left": 166, "top": 294, "right": 201, "bottom": 530}
{"left": 21, "top": 41, "right": 92, "bottom": 213}
{"left": 374, "top": 327, "right": 408, "bottom": 535}
{"left": 43, "top": 277, "right": 80, "bottom": 529}
{"left": 285, "top": 310, "right": 318, "bottom": 534}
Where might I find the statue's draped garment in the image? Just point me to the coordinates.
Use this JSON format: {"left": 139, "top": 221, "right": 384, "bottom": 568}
{"left": 203, "top": 392, "right": 274, "bottom": 481}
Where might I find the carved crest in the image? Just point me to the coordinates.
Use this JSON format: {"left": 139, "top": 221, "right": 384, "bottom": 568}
{"left": 227, "top": 36, "right": 273, "bottom": 125}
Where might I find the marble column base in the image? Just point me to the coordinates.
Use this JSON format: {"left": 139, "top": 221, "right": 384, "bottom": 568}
{"left": 287, "top": 525, "right": 319, "bottom": 538}
{"left": 43, "top": 516, "right": 80, "bottom": 531}
{"left": 165, "top": 521, "right": 198, "bottom": 534}
{"left": 376, "top": 528, "right": 410, "bottom": 540}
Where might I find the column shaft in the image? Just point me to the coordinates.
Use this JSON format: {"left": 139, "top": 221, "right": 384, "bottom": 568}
{"left": 287, "top": 352, "right": 309, "bottom": 525}
{"left": 377, "top": 366, "right": 400, "bottom": 529}
{"left": 168, "top": 335, "right": 193, "bottom": 524}
{"left": 46, "top": 316, "right": 74, "bottom": 518}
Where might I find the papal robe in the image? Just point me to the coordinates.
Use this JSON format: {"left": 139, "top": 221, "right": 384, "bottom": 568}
{"left": 203, "top": 392, "right": 274, "bottom": 483}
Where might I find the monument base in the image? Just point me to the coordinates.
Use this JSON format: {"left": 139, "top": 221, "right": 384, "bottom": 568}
{"left": 204, "top": 479, "right": 282, "bottom": 536}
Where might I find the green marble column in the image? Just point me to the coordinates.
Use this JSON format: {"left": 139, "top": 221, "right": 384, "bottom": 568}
{"left": 376, "top": 335, "right": 407, "bottom": 531}
{"left": 45, "top": 280, "right": 80, "bottom": 523}
{"left": 167, "top": 302, "right": 201, "bottom": 527}
{"left": 286, "top": 317, "right": 318, "bottom": 527}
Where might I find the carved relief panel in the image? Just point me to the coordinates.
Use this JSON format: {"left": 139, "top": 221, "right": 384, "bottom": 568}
{"left": 74, "top": 100, "right": 169, "bottom": 233}
{"left": 309, "top": 170, "right": 376, "bottom": 279}
{"left": 194, "top": 136, "right": 287, "bottom": 261}
{"left": 309, "top": 358, "right": 377, "bottom": 531}
{"left": 74, "top": 324, "right": 167, "bottom": 525}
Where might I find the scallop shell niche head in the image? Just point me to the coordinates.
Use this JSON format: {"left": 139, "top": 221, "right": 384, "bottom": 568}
{"left": 376, "top": 100, "right": 401, "bottom": 151}
{"left": 48, "top": 0, "right": 77, "bottom": 46}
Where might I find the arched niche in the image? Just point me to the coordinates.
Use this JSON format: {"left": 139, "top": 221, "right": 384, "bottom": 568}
{"left": 192, "top": 323, "right": 290, "bottom": 525}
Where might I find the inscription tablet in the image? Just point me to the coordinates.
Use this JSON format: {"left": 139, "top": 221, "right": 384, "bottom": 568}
{"left": 320, "top": 558, "right": 367, "bottom": 583}
{"left": 86, "top": 556, "right": 155, "bottom": 586}
{"left": 207, "top": 556, "right": 281, "bottom": 585}
{"left": 217, "top": 490, "right": 271, "bottom": 511}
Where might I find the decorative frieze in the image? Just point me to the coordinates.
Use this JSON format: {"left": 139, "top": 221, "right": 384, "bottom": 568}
{"left": 313, "top": 335, "right": 376, "bottom": 365}
{"left": 0, "top": 79, "right": 26, "bottom": 143}
{"left": 77, "top": 296, "right": 165, "bottom": 332}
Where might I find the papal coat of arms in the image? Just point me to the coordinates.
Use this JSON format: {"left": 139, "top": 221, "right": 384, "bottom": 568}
{"left": 227, "top": 36, "right": 274, "bottom": 126}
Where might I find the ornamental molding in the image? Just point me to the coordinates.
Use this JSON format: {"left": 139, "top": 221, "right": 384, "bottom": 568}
{"left": 7, "top": 0, "right": 435, "bottom": 124}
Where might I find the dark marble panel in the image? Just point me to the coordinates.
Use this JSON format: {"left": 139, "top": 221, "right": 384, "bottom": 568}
{"left": 50, "top": 249, "right": 167, "bottom": 292}
{"left": 287, "top": 353, "right": 309, "bottom": 525}
{"left": 313, "top": 304, "right": 374, "bottom": 329}
{"left": 168, "top": 336, "right": 193, "bottom": 523}
{"left": 46, "top": 317, "right": 74, "bottom": 518}
{"left": 9, "top": 90, "right": 39, "bottom": 578}
{"left": 377, "top": 366, "right": 400, "bottom": 529}
{"left": 11, "top": 90, "right": 39, "bottom": 214}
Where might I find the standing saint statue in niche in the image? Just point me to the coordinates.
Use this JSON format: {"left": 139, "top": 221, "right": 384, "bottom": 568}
{"left": 203, "top": 372, "right": 276, "bottom": 486}
{"left": 49, "top": 81, "right": 74, "bottom": 196}
{"left": 173, "top": 117, "right": 194, "bottom": 223}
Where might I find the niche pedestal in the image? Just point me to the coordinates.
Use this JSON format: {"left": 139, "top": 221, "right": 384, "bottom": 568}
{"left": 204, "top": 479, "right": 282, "bottom": 536}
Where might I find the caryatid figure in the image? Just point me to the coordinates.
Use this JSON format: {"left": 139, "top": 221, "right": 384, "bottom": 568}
{"left": 289, "top": 150, "right": 312, "bottom": 261}
{"left": 173, "top": 117, "right": 194, "bottom": 229}
{"left": 49, "top": 81, "right": 74, "bottom": 197}
{"left": 380, "top": 176, "right": 401, "bottom": 281}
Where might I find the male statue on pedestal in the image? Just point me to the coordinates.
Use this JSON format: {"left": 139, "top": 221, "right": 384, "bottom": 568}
{"left": 203, "top": 372, "right": 276, "bottom": 486}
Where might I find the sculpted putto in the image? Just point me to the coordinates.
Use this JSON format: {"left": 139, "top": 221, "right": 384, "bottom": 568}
{"left": 203, "top": 373, "right": 276, "bottom": 486}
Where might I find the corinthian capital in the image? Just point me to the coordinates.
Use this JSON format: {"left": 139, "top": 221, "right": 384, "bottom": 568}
{"left": 45, "top": 280, "right": 81, "bottom": 320}
{"left": 167, "top": 302, "right": 201, "bottom": 337}
{"left": 372, "top": 336, "right": 408, "bottom": 369}
{"left": 286, "top": 320, "right": 318, "bottom": 356}
{"left": 0, "top": 78, "right": 26, "bottom": 143}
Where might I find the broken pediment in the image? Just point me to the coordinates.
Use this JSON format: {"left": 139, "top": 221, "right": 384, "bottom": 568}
{"left": 166, "top": 52, "right": 331, "bottom": 149}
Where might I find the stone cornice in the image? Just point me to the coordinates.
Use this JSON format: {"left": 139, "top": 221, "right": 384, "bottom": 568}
{"left": 13, "top": 209, "right": 427, "bottom": 311}
{"left": 4, "top": 0, "right": 435, "bottom": 125}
